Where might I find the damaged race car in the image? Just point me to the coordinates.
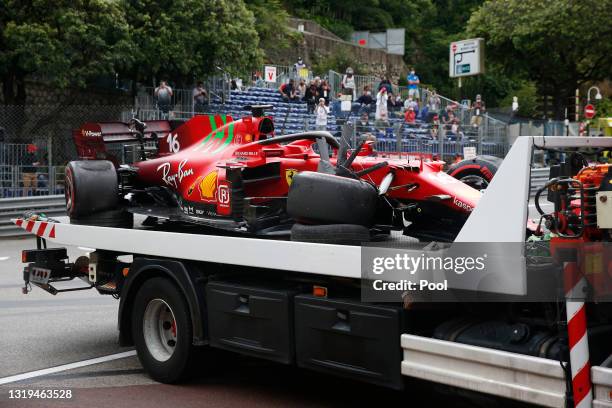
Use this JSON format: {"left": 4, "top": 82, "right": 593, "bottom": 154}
{"left": 66, "top": 105, "right": 500, "bottom": 243}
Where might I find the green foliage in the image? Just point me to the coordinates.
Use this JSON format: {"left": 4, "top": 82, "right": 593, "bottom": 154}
{"left": 245, "top": 0, "right": 291, "bottom": 51}
{"left": 312, "top": 16, "right": 354, "bottom": 40}
{"left": 124, "top": 0, "right": 262, "bottom": 86}
{"left": 467, "top": 0, "right": 612, "bottom": 118}
{"left": 310, "top": 48, "right": 366, "bottom": 75}
{"left": 594, "top": 98, "right": 612, "bottom": 119}
{"left": 0, "top": 0, "right": 132, "bottom": 103}
{"left": 500, "top": 81, "right": 539, "bottom": 118}
{"left": 0, "top": 0, "right": 263, "bottom": 103}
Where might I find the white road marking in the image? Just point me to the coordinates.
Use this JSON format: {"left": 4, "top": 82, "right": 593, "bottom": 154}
{"left": 0, "top": 350, "right": 136, "bottom": 385}
{"left": 0, "top": 257, "right": 9, "bottom": 261}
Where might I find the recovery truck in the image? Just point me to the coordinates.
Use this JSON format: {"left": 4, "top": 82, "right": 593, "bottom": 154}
{"left": 13, "top": 136, "right": 612, "bottom": 408}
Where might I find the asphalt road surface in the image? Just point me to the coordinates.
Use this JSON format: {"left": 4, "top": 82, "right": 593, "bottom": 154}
{"left": 0, "top": 232, "right": 539, "bottom": 408}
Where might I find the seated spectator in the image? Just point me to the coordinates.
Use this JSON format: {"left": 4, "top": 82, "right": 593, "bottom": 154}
{"left": 387, "top": 92, "right": 397, "bottom": 113}
{"left": 404, "top": 107, "right": 416, "bottom": 124}
{"left": 279, "top": 79, "right": 300, "bottom": 102}
{"left": 404, "top": 97, "right": 418, "bottom": 112}
{"left": 356, "top": 112, "right": 371, "bottom": 133}
{"left": 430, "top": 115, "right": 440, "bottom": 140}
{"left": 356, "top": 86, "right": 373, "bottom": 113}
{"left": 418, "top": 104, "right": 429, "bottom": 121}
{"left": 296, "top": 79, "right": 306, "bottom": 99}
{"left": 395, "top": 94, "right": 403, "bottom": 109}
{"left": 304, "top": 81, "right": 320, "bottom": 113}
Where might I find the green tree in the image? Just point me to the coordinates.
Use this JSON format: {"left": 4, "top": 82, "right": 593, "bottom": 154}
{"left": 0, "top": 0, "right": 132, "bottom": 105}
{"left": 467, "top": 0, "right": 612, "bottom": 119}
{"left": 123, "top": 0, "right": 262, "bottom": 88}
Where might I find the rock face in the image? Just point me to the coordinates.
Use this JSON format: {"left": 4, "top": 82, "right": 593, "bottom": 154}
{"left": 266, "top": 18, "right": 407, "bottom": 80}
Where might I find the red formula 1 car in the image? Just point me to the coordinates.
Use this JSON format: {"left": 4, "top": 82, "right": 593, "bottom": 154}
{"left": 67, "top": 106, "right": 494, "bottom": 243}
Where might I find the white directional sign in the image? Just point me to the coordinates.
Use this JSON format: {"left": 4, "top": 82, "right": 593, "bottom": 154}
{"left": 449, "top": 38, "right": 485, "bottom": 78}
{"left": 264, "top": 66, "right": 277, "bottom": 83}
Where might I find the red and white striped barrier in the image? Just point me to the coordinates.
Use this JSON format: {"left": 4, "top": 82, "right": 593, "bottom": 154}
{"left": 13, "top": 218, "right": 56, "bottom": 240}
{"left": 564, "top": 261, "right": 593, "bottom": 408}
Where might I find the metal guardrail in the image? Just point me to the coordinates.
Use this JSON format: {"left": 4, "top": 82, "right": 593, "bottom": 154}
{"left": 530, "top": 168, "right": 550, "bottom": 198}
{"left": 0, "top": 195, "right": 66, "bottom": 237}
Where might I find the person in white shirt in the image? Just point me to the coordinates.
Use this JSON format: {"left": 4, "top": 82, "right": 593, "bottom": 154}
{"left": 315, "top": 98, "right": 330, "bottom": 131}
{"left": 375, "top": 88, "right": 389, "bottom": 122}
{"left": 342, "top": 67, "right": 356, "bottom": 101}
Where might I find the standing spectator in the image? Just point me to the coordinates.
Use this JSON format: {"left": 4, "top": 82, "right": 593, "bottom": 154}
{"left": 294, "top": 57, "right": 306, "bottom": 79}
{"left": 192, "top": 81, "right": 208, "bottom": 113}
{"left": 378, "top": 76, "right": 393, "bottom": 93}
{"left": 154, "top": 80, "right": 173, "bottom": 118}
{"left": 320, "top": 80, "right": 331, "bottom": 105}
{"left": 470, "top": 94, "right": 486, "bottom": 128}
{"left": 428, "top": 90, "right": 441, "bottom": 112}
{"left": 304, "top": 81, "right": 320, "bottom": 114}
{"left": 315, "top": 98, "right": 330, "bottom": 131}
{"left": 341, "top": 67, "right": 356, "bottom": 100}
{"left": 375, "top": 87, "right": 389, "bottom": 123}
{"left": 407, "top": 69, "right": 420, "bottom": 100}
{"left": 278, "top": 79, "right": 299, "bottom": 102}
{"left": 21, "top": 144, "right": 39, "bottom": 196}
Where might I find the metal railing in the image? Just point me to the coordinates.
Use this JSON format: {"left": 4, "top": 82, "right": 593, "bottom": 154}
{"left": 0, "top": 195, "right": 66, "bottom": 237}
{"left": 0, "top": 164, "right": 65, "bottom": 198}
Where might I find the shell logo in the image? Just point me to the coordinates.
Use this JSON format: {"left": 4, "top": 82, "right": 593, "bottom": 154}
{"left": 198, "top": 171, "right": 218, "bottom": 199}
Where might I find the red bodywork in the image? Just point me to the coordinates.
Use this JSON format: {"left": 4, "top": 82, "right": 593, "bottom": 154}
{"left": 74, "top": 113, "right": 481, "bottom": 230}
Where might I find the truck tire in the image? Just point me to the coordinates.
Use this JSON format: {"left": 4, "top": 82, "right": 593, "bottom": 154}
{"left": 65, "top": 160, "right": 118, "bottom": 217}
{"left": 132, "top": 277, "right": 195, "bottom": 384}
{"left": 447, "top": 156, "right": 501, "bottom": 190}
{"left": 70, "top": 209, "right": 133, "bottom": 229}
{"left": 287, "top": 171, "right": 377, "bottom": 226}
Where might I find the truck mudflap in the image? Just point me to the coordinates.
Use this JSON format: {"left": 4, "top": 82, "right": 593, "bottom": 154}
{"left": 593, "top": 354, "right": 612, "bottom": 408}
{"left": 400, "top": 334, "right": 567, "bottom": 408}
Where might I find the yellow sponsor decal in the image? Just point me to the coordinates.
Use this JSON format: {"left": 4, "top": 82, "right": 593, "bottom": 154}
{"left": 198, "top": 171, "right": 218, "bottom": 199}
{"left": 285, "top": 169, "right": 299, "bottom": 186}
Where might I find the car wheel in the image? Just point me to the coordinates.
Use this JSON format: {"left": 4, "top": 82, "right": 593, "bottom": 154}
{"left": 447, "top": 156, "right": 501, "bottom": 190}
{"left": 291, "top": 223, "right": 371, "bottom": 245}
{"left": 132, "top": 277, "right": 195, "bottom": 383}
{"left": 65, "top": 160, "right": 119, "bottom": 217}
{"left": 287, "top": 171, "right": 378, "bottom": 226}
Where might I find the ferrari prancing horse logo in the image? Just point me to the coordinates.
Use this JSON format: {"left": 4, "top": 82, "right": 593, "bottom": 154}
{"left": 285, "top": 169, "right": 298, "bottom": 186}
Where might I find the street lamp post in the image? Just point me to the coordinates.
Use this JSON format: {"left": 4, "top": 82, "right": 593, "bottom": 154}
{"left": 587, "top": 86, "right": 603, "bottom": 103}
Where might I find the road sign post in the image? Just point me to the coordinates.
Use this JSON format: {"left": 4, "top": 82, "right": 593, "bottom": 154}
{"left": 584, "top": 104, "right": 596, "bottom": 120}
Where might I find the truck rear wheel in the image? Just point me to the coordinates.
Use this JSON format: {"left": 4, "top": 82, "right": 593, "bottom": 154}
{"left": 132, "top": 277, "right": 195, "bottom": 383}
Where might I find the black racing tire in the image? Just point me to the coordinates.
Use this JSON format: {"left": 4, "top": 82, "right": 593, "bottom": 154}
{"left": 65, "top": 160, "right": 118, "bottom": 217}
{"left": 132, "top": 277, "right": 196, "bottom": 384}
{"left": 70, "top": 208, "right": 133, "bottom": 229}
{"left": 291, "top": 223, "right": 370, "bottom": 245}
{"left": 287, "top": 171, "right": 378, "bottom": 226}
{"left": 447, "top": 156, "right": 501, "bottom": 190}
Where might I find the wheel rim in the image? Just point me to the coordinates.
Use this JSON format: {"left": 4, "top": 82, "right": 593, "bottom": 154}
{"left": 143, "top": 298, "right": 177, "bottom": 362}
{"left": 459, "top": 174, "right": 489, "bottom": 190}
{"left": 65, "top": 168, "right": 74, "bottom": 214}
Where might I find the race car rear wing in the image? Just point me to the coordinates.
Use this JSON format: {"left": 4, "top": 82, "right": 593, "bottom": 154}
{"left": 73, "top": 120, "right": 176, "bottom": 163}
